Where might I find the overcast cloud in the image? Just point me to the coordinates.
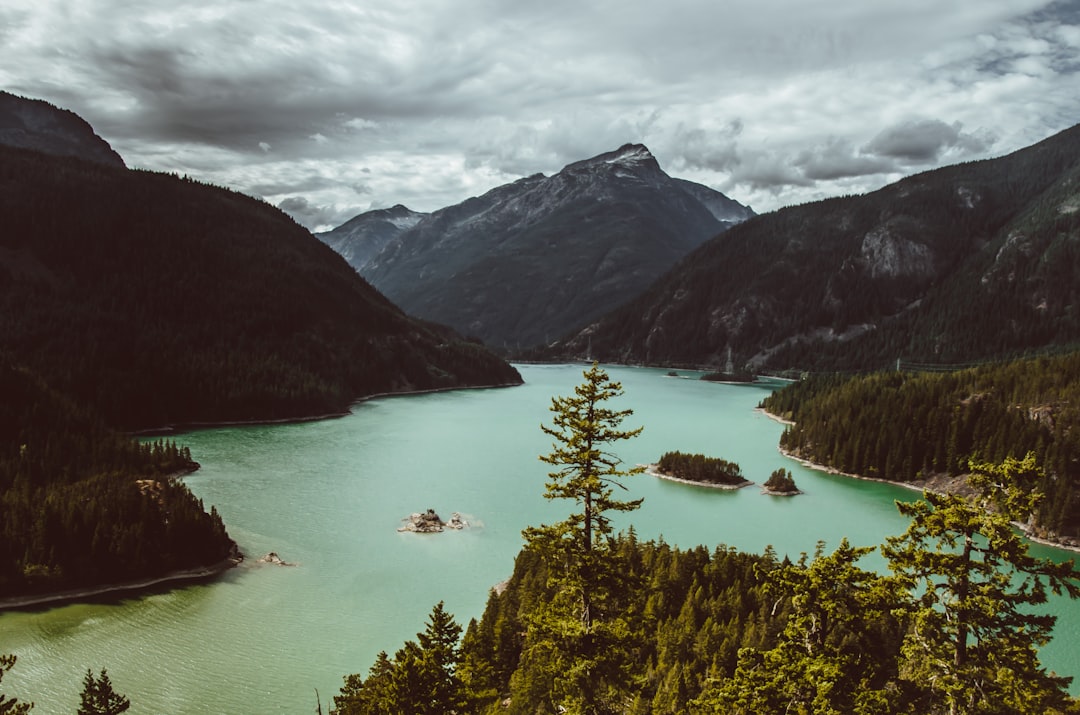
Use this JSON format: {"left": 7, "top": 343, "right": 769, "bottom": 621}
{"left": 2, "top": 0, "right": 1078, "bottom": 229}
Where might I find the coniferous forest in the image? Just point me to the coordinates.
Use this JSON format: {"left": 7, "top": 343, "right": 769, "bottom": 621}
{"left": 0, "top": 139, "right": 520, "bottom": 602}
{"left": 0, "top": 354, "right": 234, "bottom": 599}
{"left": 331, "top": 366, "right": 1080, "bottom": 715}
{"left": 541, "top": 124, "right": 1080, "bottom": 373}
{"left": 655, "top": 451, "right": 748, "bottom": 486}
{"left": 4, "top": 91, "right": 1080, "bottom": 713}
{"left": 0, "top": 144, "right": 520, "bottom": 430}
{"left": 760, "top": 352, "right": 1080, "bottom": 542}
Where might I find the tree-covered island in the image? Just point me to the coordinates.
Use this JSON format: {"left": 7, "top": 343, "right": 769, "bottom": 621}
{"left": 650, "top": 451, "right": 752, "bottom": 488}
{"left": 762, "top": 467, "right": 800, "bottom": 495}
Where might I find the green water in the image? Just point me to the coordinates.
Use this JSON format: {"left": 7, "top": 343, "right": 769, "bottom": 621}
{"left": 2, "top": 364, "right": 1078, "bottom": 712}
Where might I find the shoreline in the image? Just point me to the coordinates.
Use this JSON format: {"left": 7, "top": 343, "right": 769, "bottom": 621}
{"left": 643, "top": 464, "right": 754, "bottom": 490}
{"left": 761, "top": 488, "right": 803, "bottom": 497}
{"left": 133, "top": 380, "right": 523, "bottom": 436}
{"left": 760, "top": 408, "right": 1080, "bottom": 555}
{"left": 777, "top": 444, "right": 926, "bottom": 494}
{"left": 0, "top": 555, "right": 243, "bottom": 612}
{"left": 350, "top": 380, "right": 523, "bottom": 407}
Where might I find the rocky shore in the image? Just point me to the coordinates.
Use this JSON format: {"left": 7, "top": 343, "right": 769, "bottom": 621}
{"left": 761, "top": 486, "right": 803, "bottom": 497}
{"left": 643, "top": 464, "right": 754, "bottom": 490}
{"left": 0, "top": 551, "right": 243, "bottom": 611}
{"left": 760, "top": 408, "right": 1080, "bottom": 553}
{"left": 398, "top": 509, "right": 468, "bottom": 533}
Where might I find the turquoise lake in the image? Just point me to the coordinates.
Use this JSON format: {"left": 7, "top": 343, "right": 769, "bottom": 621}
{"left": 2, "top": 363, "right": 1078, "bottom": 712}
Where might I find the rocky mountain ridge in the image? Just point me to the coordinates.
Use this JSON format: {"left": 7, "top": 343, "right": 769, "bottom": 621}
{"left": 318, "top": 204, "right": 426, "bottom": 270}
{"left": 544, "top": 123, "right": 1080, "bottom": 372}
{"left": 319, "top": 144, "right": 753, "bottom": 349}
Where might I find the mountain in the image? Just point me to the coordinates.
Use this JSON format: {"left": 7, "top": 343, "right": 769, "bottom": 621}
{"left": 545, "top": 124, "right": 1080, "bottom": 371}
{"left": 0, "top": 91, "right": 125, "bottom": 168}
{"left": 0, "top": 94, "right": 517, "bottom": 601}
{"left": 317, "top": 203, "right": 426, "bottom": 269}
{"left": 0, "top": 97, "right": 521, "bottom": 431}
{"left": 319, "top": 144, "right": 753, "bottom": 350}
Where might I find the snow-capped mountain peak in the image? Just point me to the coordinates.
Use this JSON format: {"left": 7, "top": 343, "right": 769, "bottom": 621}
{"left": 605, "top": 143, "right": 654, "bottom": 165}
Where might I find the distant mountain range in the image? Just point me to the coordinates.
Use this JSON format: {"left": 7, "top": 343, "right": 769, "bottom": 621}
{"left": 0, "top": 93, "right": 520, "bottom": 431}
{"left": 542, "top": 123, "right": 1080, "bottom": 372}
{"left": 317, "top": 144, "right": 753, "bottom": 350}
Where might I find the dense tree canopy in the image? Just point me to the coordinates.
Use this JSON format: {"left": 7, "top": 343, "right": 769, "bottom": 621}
{"left": 883, "top": 454, "right": 1080, "bottom": 714}
{"left": 333, "top": 373, "right": 1080, "bottom": 714}
{"left": 761, "top": 352, "right": 1080, "bottom": 539}
{"left": 0, "top": 357, "right": 234, "bottom": 598}
{"left": 0, "top": 145, "right": 520, "bottom": 431}
{"left": 655, "top": 452, "right": 747, "bottom": 486}
{"left": 332, "top": 602, "right": 466, "bottom": 715}
{"left": 698, "top": 539, "right": 908, "bottom": 714}
{"left": 77, "top": 669, "right": 130, "bottom": 715}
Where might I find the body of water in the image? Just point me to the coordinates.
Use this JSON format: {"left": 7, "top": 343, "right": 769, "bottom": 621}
{"left": 2, "top": 364, "right": 1078, "bottom": 712}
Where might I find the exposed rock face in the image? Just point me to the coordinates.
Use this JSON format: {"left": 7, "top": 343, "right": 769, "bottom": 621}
{"left": 398, "top": 509, "right": 468, "bottom": 533}
{"left": 257, "top": 552, "right": 295, "bottom": 566}
{"left": 0, "top": 92, "right": 125, "bottom": 167}
{"left": 548, "top": 124, "right": 1080, "bottom": 370}
{"left": 860, "top": 223, "right": 934, "bottom": 279}
{"left": 315, "top": 204, "right": 425, "bottom": 270}
{"left": 319, "top": 144, "right": 753, "bottom": 350}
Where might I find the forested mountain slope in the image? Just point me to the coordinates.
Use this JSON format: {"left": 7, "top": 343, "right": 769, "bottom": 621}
{"left": 325, "top": 144, "right": 753, "bottom": 350}
{"left": 0, "top": 91, "right": 124, "bottom": 168}
{"left": 546, "top": 124, "right": 1080, "bottom": 371}
{"left": 0, "top": 354, "right": 235, "bottom": 598}
{"left": 0, "top": 145, "right": 520, "bottom": 430}
{"left": 761, "top": 353, "right": 1080, "bottom": 542}
{"left": 0, "top": 94, "right": 521, "bottom": 601}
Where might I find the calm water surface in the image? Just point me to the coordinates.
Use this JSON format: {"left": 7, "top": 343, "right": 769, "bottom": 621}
{"left": 2, "top": 364, "right": 1078, "bottom": 712}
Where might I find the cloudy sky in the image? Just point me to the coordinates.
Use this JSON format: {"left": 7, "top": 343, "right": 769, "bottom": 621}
{"left": 2, "top": 0, "right": 1078, "bottom": 230}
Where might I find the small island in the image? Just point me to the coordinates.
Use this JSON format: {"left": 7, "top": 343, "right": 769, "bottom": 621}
{"left": 398, "top": 509, "right": 468, "bottom": 533}
{"left": 256, "top": 552, "right": 295, "bottom": 566}
{"left": 648, "top": 451, "right": 753, "bottom": 489}
{"left": 762, "top": 467, "right": 802, "bottom": 496}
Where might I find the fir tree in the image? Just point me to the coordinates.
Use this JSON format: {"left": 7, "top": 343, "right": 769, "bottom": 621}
{"left": 698, "top": 539, "right": 907, "bottom": 714}
{"left": 0, "top": 655, "right": 32, "bottom": 715}
{"left": 518, "top": 363, "right": 645, "bottom": 714}
{"left": 332, "top": 603, "right": 465, "bottom": 715}
{"left": 76, "top": 668, "right": 129, "bottom": 715}
{"left": 413, "top": 601, "right": 466, "bottom": 714}
{"left": 525, "top": 362, "right": 644, "bottom": 629}
{"left": 882, "top": 453, "right": 1080, "bottom": 714}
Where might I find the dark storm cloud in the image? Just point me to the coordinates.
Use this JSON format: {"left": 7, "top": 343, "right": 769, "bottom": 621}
{"left": 795, "top": 138, "right": 898, "bottom": 181}
{"left": 276, "top": 196, "right": 354, "bottom": 230}
{"left": 863, "top": 120, "right": 994, "bottom": 164}
{"left": 2, "top": 0, "right": 1077, "bottom": 228}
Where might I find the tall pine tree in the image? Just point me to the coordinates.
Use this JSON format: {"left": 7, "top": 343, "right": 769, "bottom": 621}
{"left": 517, "top": 363, "right": 645, "bottom": 714}
{"left": 882, "top": 453, "right": 1080, "bottom": 714}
